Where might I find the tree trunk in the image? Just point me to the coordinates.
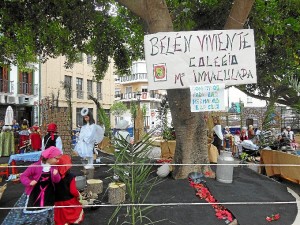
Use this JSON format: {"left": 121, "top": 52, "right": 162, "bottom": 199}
{"left": 168, "top": 89, "right": 209, "bottom": 178}
{"left": 118, "top": 0, "right": 255, "bottom": 179}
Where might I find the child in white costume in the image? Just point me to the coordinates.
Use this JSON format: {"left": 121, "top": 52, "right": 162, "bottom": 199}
{"left": 74, "top": 108, "right": 104, "bottom": 169}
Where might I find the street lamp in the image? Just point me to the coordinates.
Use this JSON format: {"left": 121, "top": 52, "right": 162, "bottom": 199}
{"left": 134, "top": 91, "right": 143, "bottom": 142}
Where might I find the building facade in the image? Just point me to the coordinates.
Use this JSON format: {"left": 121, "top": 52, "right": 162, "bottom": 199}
{"left": 40, "top": 54, "right": 115, "bottom": 128}
{"left": 0, "top": 64, "right": 39, "bottom": 126}
{"left": 115, "top": 60, "right": 166, "bottom": 129}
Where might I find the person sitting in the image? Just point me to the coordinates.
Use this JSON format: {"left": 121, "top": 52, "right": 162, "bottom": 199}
{"left": 233, "top": 130, "right": 241, "bottom": 157}
{"left": 282, "top": 126, "right": 295, "bottom": 142}
{"left": 42, "top": 123, "right": 63, "bottom": 152}
{"left": 212, "top": 117, "right": 223, "bottom": 154}
{"left": 240, "top": 127, "right": 248, "bottom": 141}
{"left": 248, "top": 125, "right": 255, "bottom": 139}
{"left": 12, "top": 119, "right": 20, "bottom": 131}
{"left": 224, "top": 126, "right": 232, "bottom": 149}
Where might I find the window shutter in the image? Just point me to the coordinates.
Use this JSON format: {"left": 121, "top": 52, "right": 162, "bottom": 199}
{"left": 28, "top": 71, "right": 33, "bottom": 95}
{"left": 3, "top": 66, "right": 8, "bottom": 92}
{"left": 19, "top": 71, "right": 23, "bottom": 94}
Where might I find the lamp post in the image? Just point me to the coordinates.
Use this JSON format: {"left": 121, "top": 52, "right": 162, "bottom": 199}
{"left": 134, "top": 92, "right": 143, "bottom": 143}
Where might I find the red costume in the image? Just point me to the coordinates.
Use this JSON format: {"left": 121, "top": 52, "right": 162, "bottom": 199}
{"left": 54, "top": 155, "right": 84, "bottom": 225}
{"left": 240, "top": 129, "right": 248, "bottom": 141}
{"left": 30, "top": 126, "right": 42, "bottom": 151}
{"left": 19, "top": 122, "right": 30, "bottom": 153}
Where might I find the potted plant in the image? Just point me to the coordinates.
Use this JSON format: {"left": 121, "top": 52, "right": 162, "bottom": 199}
{"left": 157, "top": 96, "right": 176, "bottom": 159}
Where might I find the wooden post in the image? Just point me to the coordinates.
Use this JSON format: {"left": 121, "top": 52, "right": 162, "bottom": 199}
{"left": 87, "top": 179, "right": 103, "bottom": 195}
{"left": 108, "top": 182, "right": 126, "bottom": 204}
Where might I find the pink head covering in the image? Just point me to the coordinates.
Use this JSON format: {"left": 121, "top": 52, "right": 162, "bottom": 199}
{"left": 42, "top": 146, "right": 62, "bottom": 159}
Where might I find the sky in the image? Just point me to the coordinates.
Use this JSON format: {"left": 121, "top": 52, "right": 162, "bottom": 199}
{"left": 225, "top": 86, "right": 266, "bottom": 108}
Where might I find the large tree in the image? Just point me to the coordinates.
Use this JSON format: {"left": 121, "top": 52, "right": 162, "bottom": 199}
{"left": 1, "top": 0, "right": 298, "bottom": 178}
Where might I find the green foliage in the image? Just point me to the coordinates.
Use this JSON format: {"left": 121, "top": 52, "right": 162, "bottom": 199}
{"left": 262, "top": 100, "right": 276, "bottom": 131}
{"left": 240, "top": 152, "right": 249, "bottom": 161}
{"left": 239, "top": 0, "right": 300, "bottom": 107}
{"left": 162, "top": 127, "right": 176, "bottom": 141}
{"left": 98, "top": 107, "right": 112, "bottom": 138}
{"left": 88, "top": 94, "right": 112, "bottom": 137}
{"left": 110, "top": 101, "right": 128, "bottom": 117}
{"left": 0, "top": 0, "right": 140, "bottom": 79}
{"left": 130, "top": 101, "right": 137, "bottom": 120}
{"left": 156, "top": 96, "right": 176, "bottom": 140}
{"left": 110, "top": 132, "right": 161, "bottom": 225}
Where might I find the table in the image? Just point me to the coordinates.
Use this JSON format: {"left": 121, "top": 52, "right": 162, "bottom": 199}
{"left": 260, "top": 150, "right": 300, "bottom": 183}
{"left": 8, "top": 151, "right": 42, "bottom": 174}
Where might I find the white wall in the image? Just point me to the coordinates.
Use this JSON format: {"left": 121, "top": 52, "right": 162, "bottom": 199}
{"left": 225, "top": 86, "right": 266, "bottom": 108}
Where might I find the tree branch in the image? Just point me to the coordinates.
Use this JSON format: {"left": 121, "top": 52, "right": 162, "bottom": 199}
{"left": 116, "top": 0, "right": 173, "bottom": 33}
{"left": 224, "top": 0, "right": 255, "bottom": 29}
{"left": 116, "top": 0, "right": 148, "bottom": 21}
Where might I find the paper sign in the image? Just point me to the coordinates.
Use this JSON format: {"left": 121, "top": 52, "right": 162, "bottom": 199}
{"left": 144, "top": 29, "right": 256, "bottom": 90}
{"left": 190, "top": 84, "right": 225, "bottom": 112}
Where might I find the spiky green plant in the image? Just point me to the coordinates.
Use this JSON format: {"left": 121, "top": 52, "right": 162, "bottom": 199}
{"left": 109, "top": 130, "right": 164, "bottom": 225}
{"left": 88, "top": 94, "right": 112, "bottom": 138}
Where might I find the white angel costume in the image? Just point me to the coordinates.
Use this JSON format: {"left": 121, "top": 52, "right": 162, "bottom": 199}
{"left": 74, "top": 123, "right": 104, "bottom": 168}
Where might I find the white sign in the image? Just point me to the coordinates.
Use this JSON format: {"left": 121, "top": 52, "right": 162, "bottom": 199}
{"left": 190, "top": 84, "right": 225, "bottom": 112}
{"left": 144, "top": 29, "right": 256, "bottom": 90}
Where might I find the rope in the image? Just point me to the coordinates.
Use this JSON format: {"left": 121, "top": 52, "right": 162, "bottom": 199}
{"left": 2, "top": 163, "right": 300, "bottom": 168}
{"left": 0, "top": 201, "right": 297, "bottom": 210}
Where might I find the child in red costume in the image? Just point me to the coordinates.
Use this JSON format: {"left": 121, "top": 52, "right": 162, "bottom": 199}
{"left": 54, "top": 155, "right": 84, "bottom": 225}
{"left": 29, "top": 126, "right": 42, "bottom": 151}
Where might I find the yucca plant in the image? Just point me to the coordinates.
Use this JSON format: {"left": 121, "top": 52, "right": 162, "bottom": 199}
{"left": 109, "top": 130, "right": 164, "bottom": 225}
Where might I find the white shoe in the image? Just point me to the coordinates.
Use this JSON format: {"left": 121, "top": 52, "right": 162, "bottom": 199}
{"left": 84, "top": 165, "right": 94, "bottom": 169}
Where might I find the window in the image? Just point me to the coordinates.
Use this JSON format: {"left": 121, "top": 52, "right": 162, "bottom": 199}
{"left": 115, "top": 89, "right": 121, "bottom": 98}
{"left": 97, "top": 82, "right": 102, "bottom": 100}
{"left": 19, "top": 71, "right": 33, "bottom": 95}
{"left": 87, "top": 79, "right": 93, "bottom": 96}
{"left": 76, "top": 108, "right": 93, "bottom": 126}
{"left": 125, "top": 86, "right": 132, "bottom": 99}
{"left": 87, "top": 55, "right": 92, "bottom": 64}
{"left": 76, "top": 78, "right": 83, "bottom": 99}
{"left": 125, "top": 86, "right": 132, "bottom": 93}
{"left": 141, "top": 87, "right": 148, "bottom": 93}
{"left": 64, "top": 75, "right": 72, "bottom": 99}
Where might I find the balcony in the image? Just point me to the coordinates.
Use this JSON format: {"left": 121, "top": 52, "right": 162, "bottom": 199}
{"left": 118, "top": 73, "right": 148, "bottom": 84}
{"left": 34, "top": 84, "right": 39, "bottom": 96}
{"left": 0, "top": 79, "right": 13, "bottom": 93}
{"left": 117, "top": 91, "right": 164, "bottom": 102}
{"left": 18, "top": 82, "right": 32, "bottom": 95}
